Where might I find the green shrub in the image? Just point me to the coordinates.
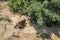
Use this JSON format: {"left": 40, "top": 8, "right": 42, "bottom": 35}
{"left": 27, "top": 1, "right": 44, "bottom": 25}
{"left": 8, "top": 0, "right": 60, "bottom": 26}
{"left": 8, "top": 0, "right": 28, "bottom": 14}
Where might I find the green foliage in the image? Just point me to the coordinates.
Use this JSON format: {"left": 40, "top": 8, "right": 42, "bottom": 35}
{"left": 27, "top": 1, "right": 44, "bottom": 25}
{"left": 8, "top": 0, "right": 28, "bottom": 14}
{"left": 42, "top": 0, "right": 60, "bottom": 26}
{"left": 8, "top": 0, "right": 60, "bottom": 26}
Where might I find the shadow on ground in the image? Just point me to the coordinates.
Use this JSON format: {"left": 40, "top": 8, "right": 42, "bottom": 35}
{"left": 29, "top": 22, "right": 60, "bottom": 40}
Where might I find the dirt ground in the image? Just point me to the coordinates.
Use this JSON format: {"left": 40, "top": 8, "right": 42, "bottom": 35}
{"left": 0, "top": 2, "right": 41, "bottom": 40}
{"left": 0, "top": 1, "right": 60, "bottom": 40}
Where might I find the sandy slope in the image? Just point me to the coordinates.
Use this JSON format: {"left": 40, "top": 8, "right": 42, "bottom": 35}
{"left": 0, "top": 1, "right": 60, "bottom": 40}
{"left": 0, "top": 2, "right": 38, "bottom": 40}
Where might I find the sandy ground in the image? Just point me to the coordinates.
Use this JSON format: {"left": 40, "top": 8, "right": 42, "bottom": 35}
{"left": 0, "top": 2, "right": 38, "bottom": 40}
{"left": 0, "top": 1, "right": 60, "bottom": 40}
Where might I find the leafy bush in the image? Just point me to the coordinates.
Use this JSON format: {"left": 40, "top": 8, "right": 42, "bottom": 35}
{"left": 43, "top": 0, "right": 60, "bottom": 26}
{"left": 8, "top": 0, "right": 60, "bottom": 26}
{"left": 27, "top": 1, "right": 44, "bottom": 25}
{"left": 8, "top": 0, "right": 28, "bottom": 14}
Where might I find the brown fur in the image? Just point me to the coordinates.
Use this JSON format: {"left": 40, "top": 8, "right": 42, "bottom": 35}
{"left": 14, "top": 19, "right": 26, "bottom": 29}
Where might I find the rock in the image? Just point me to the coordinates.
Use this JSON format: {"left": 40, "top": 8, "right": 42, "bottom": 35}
{"left": 50, "top": 33, "right": 60, "bottom": 40}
